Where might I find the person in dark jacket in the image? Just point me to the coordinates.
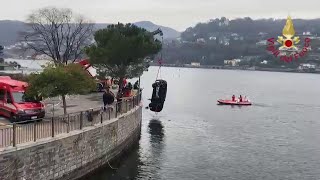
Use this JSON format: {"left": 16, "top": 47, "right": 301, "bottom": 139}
{"left": 133, "top": 80, "right": 139, "bottom": 90}
{"left": 103, "top": 87, "right": 115, "bottom": 111}
{"left": 127, "top": 82, "right": 132, "bottom": 90}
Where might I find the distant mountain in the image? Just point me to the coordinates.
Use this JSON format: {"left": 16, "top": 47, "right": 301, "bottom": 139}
{"left": 0, "top": 20, "right": 27, "bottom": 46}
{"left": 94, "top": 21, "right": 180, "bottom": 39}
{"left": 134, "top": 21, "right": 180, "bottom": 39}
{"left": 0, "top": 20, "right": 180, "bottom": 46}
{"left": 181, "top": 17, "right": 320, "bottom": 42}
{"left": 163, "top": 17, "right": 320, "bottom": 66}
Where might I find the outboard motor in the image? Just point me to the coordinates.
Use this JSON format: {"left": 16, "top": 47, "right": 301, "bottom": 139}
{"left": 149, "top": 80, "right": 167, "bottom": 112}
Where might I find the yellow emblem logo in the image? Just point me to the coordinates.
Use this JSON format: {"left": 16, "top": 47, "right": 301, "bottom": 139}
{"left": 267, "top": 16, "right": 311, "bottom": 62}
{"left": 277, "top": 16, "right": 300, "bottom": 50}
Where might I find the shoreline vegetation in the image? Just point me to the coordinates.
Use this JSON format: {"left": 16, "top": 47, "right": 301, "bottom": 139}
{"left": 150, "top": 64, "right": 320, "bottom": 74}
{"left": 0, "top": 62, "right": 319, "bottom": 81}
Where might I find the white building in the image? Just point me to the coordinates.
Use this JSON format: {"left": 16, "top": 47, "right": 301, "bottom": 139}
{"left": 256, "top": 40, "right": 267, "bottom": 46}
{"left": 303, "top": 32, "right": 311, "bottom": 35}
{"left": 261, "top": 60, "right": 268, "bottom": 64}
{"left": 231, "top": 33, "right": 239, "bottom": 37}
{"left": 191, "top": 62, "right": 201, "bottom": 67}
{"left": 34, "top": 54, "right": 52, "bottom": 60}
{"left": 224, "top": 59, "right": 241, "bottom": 66}
{"left": 219, "top": 38, "right": 230, "bottom": 46}
{"left": 197, "top": 38, "right": 206, "bottom": 43}
{"left": 298, "top": 63, "right": 316, "bottom": 69}
{"left": 258, "top": 32, "right": 268, "bottom": 36}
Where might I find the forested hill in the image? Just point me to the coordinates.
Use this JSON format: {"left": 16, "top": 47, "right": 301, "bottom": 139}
{"left": 162, "top": 17, "right": 320, "bottom": 67}
{"left": 181, "top": 17, "right": 320, "bottom": 41}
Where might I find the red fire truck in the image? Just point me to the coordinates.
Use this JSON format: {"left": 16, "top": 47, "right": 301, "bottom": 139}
{"left": 0, "top": 76, "right": 45, "bottom": 122}
{"left": 77, "top": 59, "right": 109, "bottom": 92}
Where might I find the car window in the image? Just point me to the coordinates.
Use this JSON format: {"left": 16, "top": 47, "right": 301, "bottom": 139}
{"left": 12, "top": 92, "right": 31, "bottom": 103}
{"left": 0, "top": 89, "right": 5, "bottom": 100}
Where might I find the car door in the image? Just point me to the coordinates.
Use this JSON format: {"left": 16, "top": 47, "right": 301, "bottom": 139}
{"left": 0, "top": 89, "right": 5, "bottom": 116}
{"left": 3, "top": 91, "right": 15, "bottom": 118}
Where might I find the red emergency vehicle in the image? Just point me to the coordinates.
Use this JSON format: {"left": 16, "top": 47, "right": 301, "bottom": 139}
{"left": 0, "top": 76, "right": 45, "bottom": 122}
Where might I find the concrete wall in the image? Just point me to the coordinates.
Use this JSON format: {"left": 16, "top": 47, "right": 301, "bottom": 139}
{"left": 0, "top": 107, "right": 142, "bottom": 180}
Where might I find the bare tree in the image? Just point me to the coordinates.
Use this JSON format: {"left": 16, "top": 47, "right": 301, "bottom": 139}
{"left": 23, "top": 7, "right": 94, "bottom": 65}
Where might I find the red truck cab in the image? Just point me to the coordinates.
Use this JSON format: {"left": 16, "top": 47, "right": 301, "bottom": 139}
{"left": 78, "top": 59, "right": 108, "bottom": 92}
{"left": 0, "top": 76, "right": 45, "bottom": 122}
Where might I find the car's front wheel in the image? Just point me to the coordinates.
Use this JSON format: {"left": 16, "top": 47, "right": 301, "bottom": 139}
{"left": 10, "top": 113, "right": 17, "bottom": 123}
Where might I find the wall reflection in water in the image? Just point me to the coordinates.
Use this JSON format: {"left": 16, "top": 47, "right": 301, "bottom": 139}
{"left": 81, "top": 143, "right": 142, "bottom": 180}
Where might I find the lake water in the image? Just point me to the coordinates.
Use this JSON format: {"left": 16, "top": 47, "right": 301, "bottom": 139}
{"left": 2, "top": 59, "right": 49, "bottom": 74}
{"left": 87, "top": 67, "right": 320, "bottom": 179}
{"left": 4, "top": 58, "right": 49, "bottom": 69}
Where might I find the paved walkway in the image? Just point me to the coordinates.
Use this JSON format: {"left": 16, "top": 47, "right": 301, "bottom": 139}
{"left": 44, "top": 93, "right": 105, "bottom": 117}
{"left": 0, "top": 87, "right": 138, "bottom": 127}
{"left": 0, "top": 93, "right": 105, "bottom": 127}
{"left": 0, "top": 91, "right": 140, "bottom": 148}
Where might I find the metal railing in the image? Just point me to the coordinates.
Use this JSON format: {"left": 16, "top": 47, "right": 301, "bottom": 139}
{"left": 0, "top": 93, "right": 142, "bottom": 149}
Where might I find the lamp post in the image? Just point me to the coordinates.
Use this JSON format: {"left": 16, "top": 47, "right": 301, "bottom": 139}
{"left": 0, "top": 45, "right": 4, "bottom": 62}
{"left": 138, "top": 76, "right": 141, "bottom": 92}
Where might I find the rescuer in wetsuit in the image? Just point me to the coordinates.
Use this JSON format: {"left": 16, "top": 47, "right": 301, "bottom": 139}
{"left": 232, "top": 95, "right": 236, "bottom": 101}
{"left": 239, "top": 95, "right": 243, "bottom": 102}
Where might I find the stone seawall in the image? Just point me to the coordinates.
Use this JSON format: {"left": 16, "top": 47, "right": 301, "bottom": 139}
{"left": 0, "top": 107, "right": 142, "bottom": 180}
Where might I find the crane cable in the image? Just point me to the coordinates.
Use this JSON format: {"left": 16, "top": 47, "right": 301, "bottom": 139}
{"left": 155, "top": 36, "right": 164, "bottom": 80}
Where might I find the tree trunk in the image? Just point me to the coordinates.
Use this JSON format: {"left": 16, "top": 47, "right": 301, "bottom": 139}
{"left": 62, "top": 95, "right": 67, "bottom": 115}
{"left": 138, "top": 76, "right": 141, "bottom": 92}
{"left": 119, "top": 77, "right": 124, "bottom": 92}
{"left": 117, "top": 76, "right": 125, "bottom": 100}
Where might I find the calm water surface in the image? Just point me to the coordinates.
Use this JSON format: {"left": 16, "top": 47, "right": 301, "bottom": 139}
{"left": 87, "top": 67, "right": 320, "bottom": 180}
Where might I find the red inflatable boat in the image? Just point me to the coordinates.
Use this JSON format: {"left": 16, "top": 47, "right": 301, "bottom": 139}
{"left": 217, "top": 99, "right": 252, "bottom": 106}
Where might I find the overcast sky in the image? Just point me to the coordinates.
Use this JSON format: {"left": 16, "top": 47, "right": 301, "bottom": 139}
{"left": 1, "top": 0, "right": 320, "bottom": 31}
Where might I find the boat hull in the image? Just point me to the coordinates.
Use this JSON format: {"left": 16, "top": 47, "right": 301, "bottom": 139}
{"left": 217, "top": 99, "right": 252, "bottom": 106}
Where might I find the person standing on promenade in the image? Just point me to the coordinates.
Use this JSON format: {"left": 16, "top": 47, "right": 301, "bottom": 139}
{"left": 103, "top": 87, "right": 115, "bottom": 111}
